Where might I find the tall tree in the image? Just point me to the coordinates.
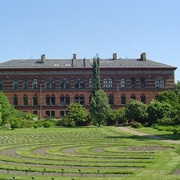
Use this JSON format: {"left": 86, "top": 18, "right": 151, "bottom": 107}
{"left": 89, "top": 90, "right": 111, "bottom": 126}
{"left": 92, "top": 54, "right": 101, "bottom": 95}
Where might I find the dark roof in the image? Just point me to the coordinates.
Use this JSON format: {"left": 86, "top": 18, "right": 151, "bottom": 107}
{"left": 0, "top": 58, "right": 176, "bottom": 69}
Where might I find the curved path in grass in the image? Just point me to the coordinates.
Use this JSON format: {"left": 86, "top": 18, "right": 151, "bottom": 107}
{"left": 117, "top": 127, "right": 180, "bottom": 144}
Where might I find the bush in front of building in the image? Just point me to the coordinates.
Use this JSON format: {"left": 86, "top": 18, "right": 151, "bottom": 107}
{"left": 60, "top": 102, "right": 89, "bottom": 127}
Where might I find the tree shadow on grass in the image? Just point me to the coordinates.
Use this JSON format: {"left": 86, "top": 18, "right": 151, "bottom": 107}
{"left": 105, "top": 134, "right": 180, "bottom": 142}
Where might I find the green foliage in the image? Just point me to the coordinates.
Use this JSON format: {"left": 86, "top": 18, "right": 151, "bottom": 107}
{"left": 92, "top": 54, "right": 101, "bottom": 95}
{"left": 125, "top": 100, "right": 148, "bottom": 123}
{"left": 106, "top": 109, "right": 118, "bottom": 126}
{"left": 43, "top": 120, "right": 55, "bottom": 128}
{"left": 0, "top": 92, "right": 18, "bottom": 125}
{"left": 131, "top": 122, "right": 142, "bottom": 128}
{"left": 147, "top": 101, "right": 173, "bottom": 124}
{"left": 89, "top": 90, "right": 111, "bottom": 126}
{"left": 61, "top": 103, "right": 88, "bottom": 127}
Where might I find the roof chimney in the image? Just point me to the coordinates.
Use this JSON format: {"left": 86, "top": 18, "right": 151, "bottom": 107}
{"left": 41, "top": 54, "right": 45, "bottom": 63}
{"left": 73, "top": 53, "right": 76, "bottom": 60}
{"left": 141, "top": 52, "right": 146, "bottom": 61}
{"left": 113, "top": 53, "right": 117, "bottom": 60}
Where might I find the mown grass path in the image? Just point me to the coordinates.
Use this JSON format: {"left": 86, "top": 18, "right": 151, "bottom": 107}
{"left": 0, "top": 126, "right": 179, "bottom": 180}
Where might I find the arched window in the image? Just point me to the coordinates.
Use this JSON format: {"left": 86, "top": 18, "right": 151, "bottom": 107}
{"left": 141, "top": 94, "right": 146, "bottom": 104}
{"left": 13, "top": 95, "right": 18, "bottom": 105}
{"left": 80, "top": 78, "right": 84, "bottom": 88}
{"left": 65, "top": 78, "right": 70, "bottom": 89}
{"left": 103, "top": 79, "right": 108, "bottom": 88}
{"left": 141, "top": 78, "right": 145, "bottom": 88}
{"left": 89, "top": 79, "right": 93, "bottom": 88}
{"left": 60, "top": 79, "right": 64, "bottom": 89}
{"left": 155, "top": 77, "right": 165, "bottom": 88}
{"left": 32, "top": 78, "right": 38, "bottom": 89}
{"left": 131, "top": 94, "right": 136, "bottom": 100}
{"left": 12, "top": 78, "right": 18, "bottom": 89}
{"left": 22, "top": 78, "right": 28, "bottom": 89}
{"left": 60, "top": 94, "right": 70, "bottom": 106}
{"left": 160, "top": 78, "right": 165, "bottom": 87}
{"left": 51, "top": 79, "right": 56, "bottom": 89}
{"left": 121, "top": 94, "right": 126, "bottom": 104}
{"left": 103, "top": 78, "right": 113, "bottom": 88}
{"left": 45, "top": 79, "right": 50, "bottom": 89}
{"left": 0, "top": 79, "right": 3, "bottom": 89}
{"left": 23, "top": 95, "right": 28, "bottom": 106}
{"left": 120, "top": 78, "right": 126, "bottom": 88}
{"left": 74, "top": 94, "right": 84, "bottom": 105}
{"left": 46, "top": 95, "right": 55, "bottom": 106}
{"left": 131, "top": 78, "right": 136, "bottom": 88}
{"left": 74, "top": 78, "right": 79, "bottom": 88}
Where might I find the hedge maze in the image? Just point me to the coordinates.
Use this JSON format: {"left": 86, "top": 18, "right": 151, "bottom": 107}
{"left": 0, "top": 127, "right": 179, "bottom": 179}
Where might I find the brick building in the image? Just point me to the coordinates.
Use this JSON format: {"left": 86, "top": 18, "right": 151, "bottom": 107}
{"left": 0, "top": 53, "right": 177, "bottom": 118}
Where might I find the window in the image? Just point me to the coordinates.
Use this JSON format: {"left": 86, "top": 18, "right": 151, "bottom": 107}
{"left": 45, "top": 79, "right": 51, "bottom": 89}
{"left": 74, "top": 78, "right": 84, "bottom": 89}
{"left": 46, "top": 110, "right": 55, "bottom": 117}
{"left": 141, "top": 94, "right": 146, "bottom": 104}
{"left": 0, "top": 79, "right": 3, "bottom": 89}
{"left": 155, "top": 77, "right": 165, "bottom": 88}
{"left": 22, "top": 78, "right": 28, "bottom": 89}
{"left": 120, "top": 78, "right": 126, "bottom": 88}
{"left": 33, "top": 96, "right": 38, "bottom": 105}
{"left": 103, "top": 78, "right": 113, "bottom": 88}
{"left": 108, "top": 94, "right": 114, "bottom": 105}
{"left": 60, "top": 110, "right": 69, "bottom": 117}
{"left": 60, "top": 79, "right": 64, "bottom": 89}
{"left": 32, "top": 79, "right": 38, "bottom": 89}
{"left": 103, "top": 79, "right": 108, "bottom": 88}
{"left": 121, "top": 94, "right": 126, "bottom": 104}
{"left": 89, "top": 79, "right": 93, "bottom": 88}
{"left": 74, "top": 78, "right": 79, "bottom": 88}
{"left": 160, "top": 78, "right": 165, "bottom": 87}
{"left": 13, "top": 95, "right": 18, "bottom": 105}
{"left": 65, "top": 78, "right": 70, "bottom": 89}
{"left": 23, "top": 95, "right": 28, "bottom": 105}
{"left": 131, "top": 78, "right": 136, "bottom": 88}
{"left": 46, "top": 95, "right": 55, "bottom": 106}
{"left": 80, "top": 78, "right": 84, "bottom": 88}
{"left": 131, "top": 94, "right": 136, "bottom": 100}
{"left": 33, "top": 110, "right": 38, "bottom": 115}
{"left": 141, "top": 78, "right": 145, "bottom": 88}
{"left": 13, "top": 78, "right": 18, "bottom": 89}
{"left": 60, "top": 95, "right": 70, "bottom": 106}
{"left": 51, "top": 79, "right": 56, "bottom": 89}
{"left": 74, "top": 94, "right": 84, "bottom": 105}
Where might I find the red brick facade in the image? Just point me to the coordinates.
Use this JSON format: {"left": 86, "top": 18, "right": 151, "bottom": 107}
{"left": 0, "top": 53, "right": 176, "bottom": 118}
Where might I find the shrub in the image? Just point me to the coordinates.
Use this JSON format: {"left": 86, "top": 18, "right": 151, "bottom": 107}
{"left": 131, "top": 122, "right": 142, "bottom": 128}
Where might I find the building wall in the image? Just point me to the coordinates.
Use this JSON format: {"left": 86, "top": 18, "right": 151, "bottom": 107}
{"left": 0, "top": 67, "right": 175, "bottom": 118}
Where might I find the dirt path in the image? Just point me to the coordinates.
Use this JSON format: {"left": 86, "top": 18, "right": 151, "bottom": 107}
{"left": 117, "top": 127, "right": 180, "bottom": 144}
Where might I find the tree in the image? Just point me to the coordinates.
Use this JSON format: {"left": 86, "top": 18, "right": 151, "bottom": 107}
{"left": 0, "top": 92, "right": 19, "bottom": 125}
{"left": 92, "top": 54, "right": 101, "bottom": 95}
{"left": 125, "top": 100, "right": 148, "bottom": 123}
{"left": 147, "top": 100, "right": 173, "bottom": 124}
{"left": 62, "top": 103, "right": 88, "bottom": 127}
{"left": 89, "top": 90, "right": 111, "bottom": 126}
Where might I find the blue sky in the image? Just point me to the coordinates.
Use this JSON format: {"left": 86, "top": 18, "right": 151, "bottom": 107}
{"left": 0, "top": 0, "right": 180, "bottom": 82}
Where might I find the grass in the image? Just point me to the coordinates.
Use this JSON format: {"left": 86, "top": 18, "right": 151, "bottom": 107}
{"left": 0, "top": 126, "right": 179, "bottom": 180}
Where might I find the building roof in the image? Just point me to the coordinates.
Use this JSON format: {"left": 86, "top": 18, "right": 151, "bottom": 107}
{"left": 0, "top": 55, "right": 177, "bottom": 70}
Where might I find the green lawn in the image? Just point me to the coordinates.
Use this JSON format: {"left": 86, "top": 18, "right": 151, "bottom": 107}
{"left": 0, "top": 126, "right": 179, "bottom": 180}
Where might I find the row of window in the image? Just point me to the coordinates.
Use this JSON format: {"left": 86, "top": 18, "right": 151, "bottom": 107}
{"left": 13, "top": 94, "right": 147, "bottom": 106}
{"left": 30, "top": 110, "right": 69, "bottom": 117}
{"left": 0, "top": 77, "right": 165, "bottom": 90}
